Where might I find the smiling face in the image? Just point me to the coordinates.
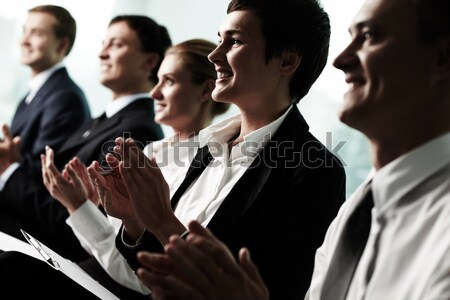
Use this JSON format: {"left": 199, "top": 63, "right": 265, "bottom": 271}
{"left": 20, "top": 12, "right": 65, "bottom": 75}
{"left": 98, "top": 21, "right": 152, "bottom": 95}
{"left": 208, "top": 10, "right": 284, "bottom": 111}
{"left": 151, "top": 53, "right": 208, "bottom": 132}
{"left": 333, "top": 0, "right": 436, "bottom": 134}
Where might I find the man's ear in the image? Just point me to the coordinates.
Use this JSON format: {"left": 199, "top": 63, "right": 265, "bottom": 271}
{"left": 434, "top": 36, "right": 450, "bottom": 80}
{"left": 57, "top": 37, "right": 70, "bottom": 56}
{"left": 144, "top": 53, "right": 160, "bottom": 72}
{"left": 280, "top": 50, "right": 302, "bottom": 75}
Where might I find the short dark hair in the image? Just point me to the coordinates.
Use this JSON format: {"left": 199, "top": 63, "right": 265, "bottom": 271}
{"left": 166, "top": 39, "right": 230, "bottom": 117}
{"left": 227, "top": 0, "right": 330, "bottom": 103}
{"left": 109, "top": 15, "right": 172, "bottom": 83}
{"left": 410, "top": 0, "right": 450, "bottom": 43}
{"left": 29, "top": 5, "right": 76, "bottom": 56}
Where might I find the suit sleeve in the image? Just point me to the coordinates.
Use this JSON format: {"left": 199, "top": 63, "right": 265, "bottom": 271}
{"left": 115, "top": 226, "right": 165, "bottom": 271}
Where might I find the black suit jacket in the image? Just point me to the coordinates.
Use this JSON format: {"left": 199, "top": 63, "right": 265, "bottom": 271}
{"left": 116, "top": 105, "right": 346, "bottom": 299}
{"left": 0, "top": 97, "right": 164, "bottom": 261}
{"left": 10, "top": 67, "right": 90, "bottom": 178}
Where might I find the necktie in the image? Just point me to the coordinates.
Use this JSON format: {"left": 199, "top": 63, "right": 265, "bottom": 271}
{"left": 320, "top": 181, "right": 374, "bottom": 300}
{"left": 170, "top": 145, "right": 213, "bottom": 210}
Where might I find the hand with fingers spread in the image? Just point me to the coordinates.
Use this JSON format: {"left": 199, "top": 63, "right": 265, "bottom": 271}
{"left": 0, "top": 124, "right": 21, "bottom": 174}
{"left": 136, "top": 220, "right": 270, "bottom": 300}
{"left": 117, "top": 137, "right": 186, "bottom": 244}
{"left": 41, "top": 147, "right": 93, "bottom": 214}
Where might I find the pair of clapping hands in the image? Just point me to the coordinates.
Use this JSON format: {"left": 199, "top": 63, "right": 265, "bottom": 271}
{"left": 42, "top": 137, "right": 269, "bottom": 299}
{"left": 135, "top": 220, "right": 270, "bottom": 300}
{"left": 41, "top": 137, "right": 171, "bottom": 242}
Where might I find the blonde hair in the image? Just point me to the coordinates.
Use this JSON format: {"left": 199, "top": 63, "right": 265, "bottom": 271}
{"left": 166, "top": 39, "right": 230, "bottom": 117}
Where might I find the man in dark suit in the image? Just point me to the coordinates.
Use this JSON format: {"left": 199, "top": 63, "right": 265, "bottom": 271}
{"left": 90, "top": 0, "right": 346, "bottom": 299}
{"left": 0, "top": 15, "right": 171, "bottom": 267}
{"left": 0, "top": 5, "right": 90, "bottom": 181}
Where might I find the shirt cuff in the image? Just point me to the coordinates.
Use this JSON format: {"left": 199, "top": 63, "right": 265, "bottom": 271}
{"left": 66, "top": 201, "right": 113, "bottom": 243}
{"left": 120, "top": 225, "right": 146, "bottom": 248}
{"left": 179, "top": 229, "right": 190, "bottom": 239}
{"left": 0, "top": 162, "right": 20, "bottom": 191}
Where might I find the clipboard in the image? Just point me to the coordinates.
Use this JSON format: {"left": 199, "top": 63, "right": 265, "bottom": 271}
{"left": 21, "top": 229, "right": 120, "bottom": 300}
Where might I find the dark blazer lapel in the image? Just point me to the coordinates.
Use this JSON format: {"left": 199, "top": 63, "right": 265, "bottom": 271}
{"left": 27, "top": 68, "right": 68, "bottom": 108}
{"left": 10, "top": 97, "right": 29, "bottom": 135}
{"left": 89, "top": 97, "right": 154, "bottom": 142}
{"left": 208, "top": 105, "right": 310, "bottom": 235}
{"left": 11, "top": 68, "right": 68, "bottom": 133}
{"left": 207, "top": 153, "right": 273, "bottom": 235}
{"left": 81, "top": 114, "right": 120, "bottom": 142}
{"left": 58, "top": 98, "right": 153, "bottom": 153}
{"left": 59, "top": 113, "right": 120, "bottom": 154}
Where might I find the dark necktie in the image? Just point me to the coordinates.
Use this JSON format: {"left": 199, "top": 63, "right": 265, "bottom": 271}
{"left": 170, "top": 145, "right": 213, "bottom": 210}
{"left": 320, "top": 181, "right": 374, "bottom": 300}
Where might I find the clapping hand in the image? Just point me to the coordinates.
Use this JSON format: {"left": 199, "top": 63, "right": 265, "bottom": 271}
{"left": 41, "top": 147, "right": 96, "bottom": 213}
{"left": 0, "top": 124, "right": 21, "bottom": 174}
{"left": 135, "top": 220, "right": 270, "bottom": 300}
{"left": 115, "top": 137, "right": 172, "bottom": 232}
{"left": 87, "top": 156, "right": 135, "bottom": 222}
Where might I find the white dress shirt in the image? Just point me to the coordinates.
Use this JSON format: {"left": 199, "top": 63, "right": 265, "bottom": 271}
{"left": 308, "top": 131, "right": 450, "bottom": 300}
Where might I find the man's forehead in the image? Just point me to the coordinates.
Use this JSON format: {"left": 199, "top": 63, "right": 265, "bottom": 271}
{"left": 24, "top": 13, "right": 56, "bottom": 31}
{"left": 350, "top": 0, "right": 411, "bottom": 30}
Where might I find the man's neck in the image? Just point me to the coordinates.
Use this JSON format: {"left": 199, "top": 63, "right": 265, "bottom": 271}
{"left": 370, "top": 127, "right": 450, "bottom": 170}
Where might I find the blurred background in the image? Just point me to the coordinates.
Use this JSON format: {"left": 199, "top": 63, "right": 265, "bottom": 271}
{"left": 0, "top": 0, "right": 370, "bottom": 197}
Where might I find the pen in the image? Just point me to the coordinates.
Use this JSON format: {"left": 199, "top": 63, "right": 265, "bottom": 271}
{"left": 21, "top": 230, "right": 60, "bottom": 269}
{"left": 99, "top": 169, "right": 114, "bottom": 175}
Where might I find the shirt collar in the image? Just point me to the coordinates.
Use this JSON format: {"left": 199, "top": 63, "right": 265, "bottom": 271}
{"left": 105, "top": 93, "right": 150, "bottom": 118}
{"left": 197, "top": 104, "right": 293, "bottom": 159}
{"left": 27, "top": 62, "right": 65, "bottom": 101}
{"left": 371, "top": 131, "right": 450, "bottom": 214}
{"left": 243, "top": 104, "right": 293, "bottom": 146}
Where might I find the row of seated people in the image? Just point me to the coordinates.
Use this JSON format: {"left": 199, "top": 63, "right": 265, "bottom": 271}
{"left": 2, "top": 0, "right": 449, "bottom": 299}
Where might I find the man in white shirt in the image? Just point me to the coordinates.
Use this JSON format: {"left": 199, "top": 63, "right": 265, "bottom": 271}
{"left": 126, "top": 0, "right": 450, "bottom": 299}
{"left": 307, "top": 0, "right": 450, "bottom": 298}
{"left": 0, "top": 5, "right": 90, "bottom": 182}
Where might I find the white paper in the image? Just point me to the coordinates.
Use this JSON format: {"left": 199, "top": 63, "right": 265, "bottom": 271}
{"left": 0, "top": 230, "right": 43, "bottom": 261}
{"left": 39, "top": 244, "right": 120, "bottom": 300}
{"left": 20, "top": 230, "right": 120, "bottom": 300}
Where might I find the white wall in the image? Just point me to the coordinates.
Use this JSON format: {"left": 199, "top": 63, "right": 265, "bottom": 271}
{"left": 0, "top": 0, "right": 370, "bottom": 197}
